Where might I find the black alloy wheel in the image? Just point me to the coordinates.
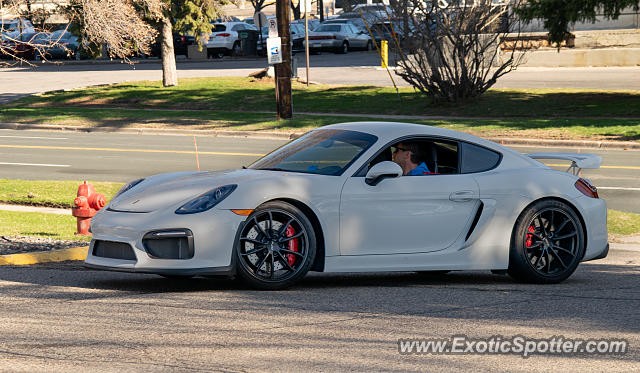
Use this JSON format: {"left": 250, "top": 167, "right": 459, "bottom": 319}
{"left": 235, "top": 201, "right": 316, "bottom": 290}
{"left": 508, "top": 200, "right": 585, "bottom": 284}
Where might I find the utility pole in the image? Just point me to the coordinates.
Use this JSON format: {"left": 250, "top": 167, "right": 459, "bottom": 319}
{"left": 275, "top": 0, "right": 293, "bottom": 119}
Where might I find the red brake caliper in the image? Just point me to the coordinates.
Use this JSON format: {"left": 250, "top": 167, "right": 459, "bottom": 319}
{"left": 525, "top": 225, "right": 535, "bottom": 247}
{"left": 285, "top": 225, "right": 298, "bottom": 266}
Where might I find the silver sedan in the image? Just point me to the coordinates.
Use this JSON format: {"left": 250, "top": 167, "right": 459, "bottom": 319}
{"left": 306, "top": 24, "right": 373, "bottom": 54}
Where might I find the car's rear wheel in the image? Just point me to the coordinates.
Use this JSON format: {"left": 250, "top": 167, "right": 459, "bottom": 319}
{"left": 508, "top": 200, "right": 585, "bottom": 284}
{"left": 235, "top": 201, "right": 316, "bottom": 290}
{"left": 336, "top": 42, "right": 348, "bottom": 54}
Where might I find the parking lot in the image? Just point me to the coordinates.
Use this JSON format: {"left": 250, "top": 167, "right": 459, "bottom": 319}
{"left": 0, "top": 246, "right": 638, "bottom": 371}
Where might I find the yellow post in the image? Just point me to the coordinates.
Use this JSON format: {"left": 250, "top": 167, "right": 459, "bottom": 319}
{"left": 381, "top": 40, "right": 388, "bottom": 69}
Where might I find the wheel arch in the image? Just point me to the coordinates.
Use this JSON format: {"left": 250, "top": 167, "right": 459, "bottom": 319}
{"left": 264, "top": 198, "right": 326, "bottom": 272}
{"left": 512, "top": 196, "right": 588, "bottom": 259}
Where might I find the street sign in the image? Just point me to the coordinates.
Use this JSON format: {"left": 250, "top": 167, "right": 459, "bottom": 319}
{"left": 254, "top": 11, "right": 267, "bottom": 29}
{"left": 299, "top": 0, "right": 312, "bottom": 15}
{"left": 267, "top": 37, "right": 282, "bottom": 64}
{"left": 268, "top": 18, "right": 278, "bottom": 38}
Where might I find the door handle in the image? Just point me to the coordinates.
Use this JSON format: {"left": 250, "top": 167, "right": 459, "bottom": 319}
{"left": 449, "top": 190, "right": 476, "bottom": 202}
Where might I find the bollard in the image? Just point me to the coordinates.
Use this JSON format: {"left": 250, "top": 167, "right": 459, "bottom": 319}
{"left": 381, "top": 40, "right": 388, "bottom": 69}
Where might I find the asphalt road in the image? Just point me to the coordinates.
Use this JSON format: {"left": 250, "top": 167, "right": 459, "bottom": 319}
{"left": 1, "top": 129, "right": 639, "bottom": 213}
{"left": 1, "top": 53, "right": 639, "bottom": 104}
{"left": 0, "top": 248, "right": 638, "bottom": 371}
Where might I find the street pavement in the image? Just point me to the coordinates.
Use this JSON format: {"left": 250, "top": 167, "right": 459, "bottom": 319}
{"left": 0, "top": 248, "right": 638, "bottom": 371}
{"left": 1, "top": 54, "right": 640, "bottom": 104}
{"left": 1, "top": 129, "right": 639, "bottom": 214}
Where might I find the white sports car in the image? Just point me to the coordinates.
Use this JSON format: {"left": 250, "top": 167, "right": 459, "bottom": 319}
{"left": 85, "top": 122, "right": 609, "bottom": 289}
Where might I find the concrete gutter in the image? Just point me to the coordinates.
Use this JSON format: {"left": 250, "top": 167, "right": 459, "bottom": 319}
{"left": 1, "top": 122, "right": 639, "bottom": 150}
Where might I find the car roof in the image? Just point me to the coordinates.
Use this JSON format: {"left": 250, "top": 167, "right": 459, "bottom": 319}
{"left": 320, "top": 121, "right": 514, "bottom": 152}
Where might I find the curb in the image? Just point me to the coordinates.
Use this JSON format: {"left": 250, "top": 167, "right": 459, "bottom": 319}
{"left": 0, "top": 246, "right": 88, "bottom": 266}
{"left": 1, "top": 122, "right": 639, "bottom": 149}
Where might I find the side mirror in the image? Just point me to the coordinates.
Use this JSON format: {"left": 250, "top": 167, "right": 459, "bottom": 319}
{"left": 365, "top": 161, "right": 403, "bottom": 186}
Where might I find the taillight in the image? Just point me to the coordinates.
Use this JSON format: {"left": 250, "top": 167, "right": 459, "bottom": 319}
{"left": 575, "top": 178, "right": 599, "bottom": 198}
{"left": 217, "top": 33, "right": 230, "bottom": 37}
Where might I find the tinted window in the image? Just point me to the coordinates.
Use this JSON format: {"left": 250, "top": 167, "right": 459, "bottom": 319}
{"left": 212, "top": 24, "right": 227, "bottom": 32}
{"left": 250, "top": 129, "right": 378, "bottom": 176}
{"left": 315, "top": 25, "right": 341, "bottom": 32}
{"left": 460, "top": 142, "right": 501, "bottom": 173}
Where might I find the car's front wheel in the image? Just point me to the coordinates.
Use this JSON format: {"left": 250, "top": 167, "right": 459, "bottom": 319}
{"left": 235, "top": 201, "right": 316, "bottom": 290}
{"left": 508, "top": 200, "right": 585, "bottom": 284}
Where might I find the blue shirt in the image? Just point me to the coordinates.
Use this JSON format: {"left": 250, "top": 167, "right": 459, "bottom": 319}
{"left": 407, "top": 162, "right": 431, "bottom": 176}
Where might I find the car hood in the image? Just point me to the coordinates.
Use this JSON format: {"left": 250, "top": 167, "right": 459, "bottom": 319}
{"left": 109, "top": 169, "right": 275, "bottom": 212}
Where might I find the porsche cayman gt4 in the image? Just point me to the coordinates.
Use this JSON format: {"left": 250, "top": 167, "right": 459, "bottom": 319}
{"left": 85, "top": 122, "right": 608, "bottom": 289}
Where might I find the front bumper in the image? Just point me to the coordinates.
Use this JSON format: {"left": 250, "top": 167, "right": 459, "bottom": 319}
{"left": 84, "top": 207, "right": 245, "bottom": 274}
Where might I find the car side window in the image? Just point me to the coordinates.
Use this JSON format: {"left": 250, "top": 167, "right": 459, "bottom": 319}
{"left": 360, "top": 138, "right": 459, "bottom": 176}
{"left": 460, "top": 142, "right": 501, "bottom": 173}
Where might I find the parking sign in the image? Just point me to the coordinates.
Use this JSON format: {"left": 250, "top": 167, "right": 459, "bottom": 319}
{"left": 268, "top": 18, "right": 278, "bottom": 38}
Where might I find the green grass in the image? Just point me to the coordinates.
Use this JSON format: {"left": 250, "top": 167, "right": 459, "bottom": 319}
{"left": 0, "top": 179, "right": 123, "bottom": 208}
{"left": 608, "top": 209, "right": 640, "bottom": 236}
{"left": 13, "top": 77, "right": 640, "bottom": 117}
{"left": 0, "top": 210, "right": 91, "bottom": 242}
{"left": 3, "top": 77, "right": 640, "bottom": 141}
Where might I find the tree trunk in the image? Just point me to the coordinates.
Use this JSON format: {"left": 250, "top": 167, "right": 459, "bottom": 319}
{"left": 160, "top": 15, "right": 178, "bottom": 87}
{"left": 291, "top": 3, "right": 301, "bottom": 20}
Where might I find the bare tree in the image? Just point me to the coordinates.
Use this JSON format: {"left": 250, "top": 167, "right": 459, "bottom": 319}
{"left": 249, "top": 0, "right": 270, "bottom": 14}
{"left": 387, "top": 0, "right": 528, "bottom": 102}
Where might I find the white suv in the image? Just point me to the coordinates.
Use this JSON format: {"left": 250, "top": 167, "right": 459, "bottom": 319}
{"left": 205, "top": 22, "right": 257, "bottom": 58}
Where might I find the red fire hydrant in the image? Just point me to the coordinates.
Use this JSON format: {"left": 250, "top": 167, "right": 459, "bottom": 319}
{"left": 72, "top": 181, "right": 106, "bottom": 235}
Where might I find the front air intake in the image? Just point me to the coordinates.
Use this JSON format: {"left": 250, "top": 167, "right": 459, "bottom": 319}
{"left": 93, "top": 240, "right": 137, "bottom": 261}
{"left": 142, "top": 229, "right": 194, "bottom": 259}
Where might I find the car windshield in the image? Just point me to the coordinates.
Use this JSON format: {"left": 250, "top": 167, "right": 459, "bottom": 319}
{"left": 315, "top": 25, "right": 341, "bottom": 32}
{"left": 249, "top": 129, "right": 378, "bottom": 176}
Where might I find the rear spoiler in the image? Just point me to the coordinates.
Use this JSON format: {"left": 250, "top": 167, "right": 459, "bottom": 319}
{"left": 526, "top": 153, "right": 602, "bottom": 175}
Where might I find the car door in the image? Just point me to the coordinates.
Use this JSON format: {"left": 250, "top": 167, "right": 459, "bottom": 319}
{"left": 350, "top": 24, "right": 368, "bottom": 47}
{"left": 339, "top": 140, "right": 481, "bottom": 256}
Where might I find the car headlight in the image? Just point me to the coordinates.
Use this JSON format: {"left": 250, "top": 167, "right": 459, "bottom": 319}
{"left": 175, "top": 184, "right": 237, "bottom": 214}
{"left": 113, "top": 178, "right": 145, "bottom": 200}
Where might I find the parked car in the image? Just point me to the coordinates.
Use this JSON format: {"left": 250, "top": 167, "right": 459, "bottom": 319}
{"left": 205, "top": 22, "right": 257, "bottom": 58}
{"left": 85, "top": 122, "right": 608, "bottom": 290}
{"left": 321, "top": 18, "right": 367, "bottom": 33}
{"left": 0, "top": 19, "right": 35, "bottom": 34}
{"left": 292, "top": 18, "right": 321, "bottom": 32}
{"left": 306, "top": 23, "right": 372, "bottom": 54}
{"left": 256, "top": 23, "right": 306, "bottom": 55}
{"left": 0, "top": 19, "right": 37, "bottom": 60}
{"left": 370, "top": 21, "right": 416, "bottom": 48}
{"left": 31, "top": 30, "right": 79, "bottom": 59}
{"left": 0, "top": 30, "right": 37, "bottom": 60}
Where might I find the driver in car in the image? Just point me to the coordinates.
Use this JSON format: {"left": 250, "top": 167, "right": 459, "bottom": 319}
{"left": 392, "top": 142, "right": 431, "bottom": 176}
